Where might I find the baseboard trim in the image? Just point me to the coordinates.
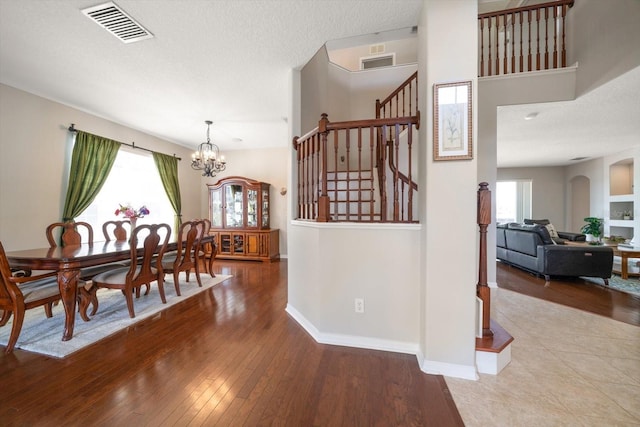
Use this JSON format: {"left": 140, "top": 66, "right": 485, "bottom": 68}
{"left": 285, "top": 304, "right": 419, "bottom": 355}
{"left": 287, "top": 304, "right": 479, "bottom": 381}
{"left": 417, "top": 353, "right": 479, "bottom": 380}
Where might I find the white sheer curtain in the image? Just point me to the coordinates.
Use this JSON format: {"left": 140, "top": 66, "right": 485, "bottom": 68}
{"left": 76, "top": 148, "right": 174, "bottom": 240}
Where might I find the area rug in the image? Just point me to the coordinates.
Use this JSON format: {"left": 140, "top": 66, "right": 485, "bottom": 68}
{"left": 582, "top": 274, "right": 640, "bottom": 297}
{"left": 0, "top": 274, "right": 232, "bottom": 358}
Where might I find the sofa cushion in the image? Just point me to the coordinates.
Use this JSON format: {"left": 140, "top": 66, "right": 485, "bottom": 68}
{"left": 507, "top": 223, "right": 554, "bottom": 245}
{"left": 524, "top": 218, "right": 550, "bottom": 226}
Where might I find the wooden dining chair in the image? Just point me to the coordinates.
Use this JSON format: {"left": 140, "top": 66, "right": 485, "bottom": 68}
{"left": 45, "top": 220, "right": 106, "bottom": 317}
{"left": 46, "top": 221, "right": 94, "bottom": 247}
{"left": 102, "top": 220, "right": 132, "bottom": 242}
{"left": 91, "top": 223, "right": 171, "bottom": 318}
{"left": 197, "top": 218, "right": 216, "bottom": 278}
{"left": 0, "top": 241, "right": 62, "bottom": 353}
{"left": 159, "top": 220, "right": 203, "bottom": 297}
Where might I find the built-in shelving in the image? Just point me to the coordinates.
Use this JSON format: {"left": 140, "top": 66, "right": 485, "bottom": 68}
{"left": 605, "top": 157, "right": 637, "bottom": 243}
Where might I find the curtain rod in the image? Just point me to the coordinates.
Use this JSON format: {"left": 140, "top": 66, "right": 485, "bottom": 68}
{"left": 68, "top": 124, "right": 182, "bottom": 161}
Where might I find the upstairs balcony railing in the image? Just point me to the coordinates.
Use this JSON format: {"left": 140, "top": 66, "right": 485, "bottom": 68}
{"left": 478, "top": 0, "right": 574, "bottom": 77}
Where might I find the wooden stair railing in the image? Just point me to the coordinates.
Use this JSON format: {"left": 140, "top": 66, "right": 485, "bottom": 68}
{"left": 293, "top": 113, "right": 419, "bottom": 223}
{"left": 478, "top": 0, "right": 574, "bottom": 77}
{"left": 477, "top": 182, "right": 492, "bottom": 337}
{"left": 375, "top": 71, "right": 419, "bottom": 220}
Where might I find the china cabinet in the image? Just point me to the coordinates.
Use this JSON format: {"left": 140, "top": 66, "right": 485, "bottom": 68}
{"left": 207, "top": 176, "right": 279, "bottom": 262}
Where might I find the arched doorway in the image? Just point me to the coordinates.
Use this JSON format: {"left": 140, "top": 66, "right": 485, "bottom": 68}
{"left": 570, "top": 175, "right": 590, "bottom": 233}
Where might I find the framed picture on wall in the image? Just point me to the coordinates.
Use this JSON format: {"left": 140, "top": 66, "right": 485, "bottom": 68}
{"left": 433, "top": 80, "right": 473, "bottom": 161}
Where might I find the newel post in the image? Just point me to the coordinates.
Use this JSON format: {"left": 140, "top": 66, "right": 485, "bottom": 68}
{"left": 316, "top": 113, "right": 330, "bottom": 222}
{"left": 477, "top": 182, "right": 493, "bottom": 337}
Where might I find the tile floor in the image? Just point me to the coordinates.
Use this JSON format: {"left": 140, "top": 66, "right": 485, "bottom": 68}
{"left": 445, "top": 288, "right": 640, "bottom": 426}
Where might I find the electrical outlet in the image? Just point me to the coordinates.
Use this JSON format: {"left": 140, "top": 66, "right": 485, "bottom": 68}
{"left": 354, "top": 298, "right": 365, "bottom": 313}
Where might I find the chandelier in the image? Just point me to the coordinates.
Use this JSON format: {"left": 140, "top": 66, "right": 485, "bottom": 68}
{"left": 191, "top": 120, "right": 226, "bottom": 177}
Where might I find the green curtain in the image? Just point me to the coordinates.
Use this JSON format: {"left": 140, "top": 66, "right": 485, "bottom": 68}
{"left": 153, "top": 152, "right": 182, "bottom": 233}
{"left": 62, "top": 131, "right": 121, "bottom": 222}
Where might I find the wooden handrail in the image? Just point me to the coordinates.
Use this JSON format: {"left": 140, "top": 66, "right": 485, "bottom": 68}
{"left": 477, "top": 0, "right": 573, "bottom": 19}
{"left": 376, "top": 71, "right": 418, "bottom": 117}
{"left": 387, "top": 140, "right": 418, "bottom": 192}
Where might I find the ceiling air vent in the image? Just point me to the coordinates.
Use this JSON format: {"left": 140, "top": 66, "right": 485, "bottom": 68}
{"left": 82, "top": 2, "right": 154, "bottom": 44}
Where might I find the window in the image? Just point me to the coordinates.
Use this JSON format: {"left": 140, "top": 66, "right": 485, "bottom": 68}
{"left": 76, "top": 148, "right": 174, "bottom": 238}
{"left": 496, "top": 180, "right": 532, "bottom": 223}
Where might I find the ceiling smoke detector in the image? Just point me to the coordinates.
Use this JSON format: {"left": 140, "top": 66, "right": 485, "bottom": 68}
{"left": 82, "top": 2, "right": 154, "bottom": 44}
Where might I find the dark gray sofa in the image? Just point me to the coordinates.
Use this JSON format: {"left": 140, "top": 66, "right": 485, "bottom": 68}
{"left": 497, "top": 223, "right": 613, "bottom": 284}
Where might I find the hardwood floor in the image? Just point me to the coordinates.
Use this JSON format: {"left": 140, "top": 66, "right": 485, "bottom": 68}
{"left": 497, "top": 261, "right": 640, "bottom": 326}
{"left": 0, "top": 260, "right": 464, "bottom": 426}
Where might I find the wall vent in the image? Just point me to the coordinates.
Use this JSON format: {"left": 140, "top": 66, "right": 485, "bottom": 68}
{"left": 360, "top": 53, "right": 396, "bottom": 70}
{"left": 369, "top": 44, "right": 385, "bottom": 55}
{"left": 82, "top": 2, "right": 154, "bottom": 44}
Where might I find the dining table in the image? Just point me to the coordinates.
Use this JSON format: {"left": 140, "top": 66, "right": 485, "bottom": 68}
{"left": 5, "top": 236, "right": 214, "bottom": 342}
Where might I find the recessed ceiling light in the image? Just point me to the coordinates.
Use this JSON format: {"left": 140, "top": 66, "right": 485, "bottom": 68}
{"left": 524, "top": 112, "right": 538, "bottom": 120}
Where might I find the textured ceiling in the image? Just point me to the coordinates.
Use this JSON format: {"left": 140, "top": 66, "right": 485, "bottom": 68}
{"left": 0, "top": 0, "right": 638, "bottom": 167}
{"left": 0, "top": 0, "right": 423, "bottom": 152}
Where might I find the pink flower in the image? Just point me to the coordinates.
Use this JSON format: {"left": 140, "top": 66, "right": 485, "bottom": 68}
{"left": 116, "top": 204, "right": 150, "bottom": 219}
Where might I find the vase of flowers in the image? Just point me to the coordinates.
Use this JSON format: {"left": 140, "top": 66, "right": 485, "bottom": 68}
{"left": 115, "top": 204, "right": 150, "bottom": 232}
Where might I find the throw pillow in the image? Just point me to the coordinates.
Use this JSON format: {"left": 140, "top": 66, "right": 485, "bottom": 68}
{"left": 545, "top": 223, "right": 560, "bottom": 239}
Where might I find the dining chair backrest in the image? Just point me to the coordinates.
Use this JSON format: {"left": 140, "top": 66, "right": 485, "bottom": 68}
{"left": 173, "top": 220, "right": 199, "bottom": 267}
{"left": 102, "top": 220, "right": 131, "bottom": 242}
{"left": 127, "top": 223, "right": 171, "bottom": 286}
{"left": 0, "top": 240, "right": 62, "bottom": 353}
{"left": 0, "top": 241, "right": 15, "bottom": 300}
{"left": 200, "top": 218, "right": 211, "bottom": 236}
{"left": 46, "top": 221, "right": 93, "bottom": 247}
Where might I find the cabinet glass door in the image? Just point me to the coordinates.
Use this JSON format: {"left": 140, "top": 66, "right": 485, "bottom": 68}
{"left": 220, "top": 233, "right": 232, "bottom": 254}
{"left": 247, "top": 189, "right": 258, "bottom": 227}
{"left": 261, "top": 189, "right": 269, "bottom": 228}
{"left": 210, "top": 188, "right": 223, "bottom": 227}
{"left": 225, "top": 184, "right": 244, "bottom": 228}
{"left": 233, "top": 234, "right": 244, "bottom": 254}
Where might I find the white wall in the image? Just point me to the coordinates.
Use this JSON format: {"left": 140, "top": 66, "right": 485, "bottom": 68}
{"left": 328, "top": 37, "right": 418, "bottom": 72}
{"left": 498, "top": 166, "right": 567, "bottom": 229}
{"left": 569, "top": 0, "right": 640, "bottom": 95}
{"left": 287, "top": 223, "right": 421, "bottom": 352}
{"left": 418, "top": 0, "right": 478, "bottom": 379}
{"left": 0, "top": 84, "right": 200, "bottom": 251}
{"left": 347, "top": 64, "right": 418, "bottom": 120}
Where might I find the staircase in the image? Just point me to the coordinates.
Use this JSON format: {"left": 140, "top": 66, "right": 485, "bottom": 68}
{"left": 326, "top": 170, "right": 379, "bottom": 221}
{"left": 294, "top": 1, "right": 574, "bottom": 223}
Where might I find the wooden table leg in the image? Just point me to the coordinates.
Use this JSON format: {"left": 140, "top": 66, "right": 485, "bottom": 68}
{"left": 621, "top": 252, "right": 629, "bottom": 280}
{"left": 58, "top": 269, "right": 80, "bottom": 341}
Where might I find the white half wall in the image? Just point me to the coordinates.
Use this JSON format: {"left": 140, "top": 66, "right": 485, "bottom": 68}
{"left": 287, "top": 222, "right": 421, "bottom": 351}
